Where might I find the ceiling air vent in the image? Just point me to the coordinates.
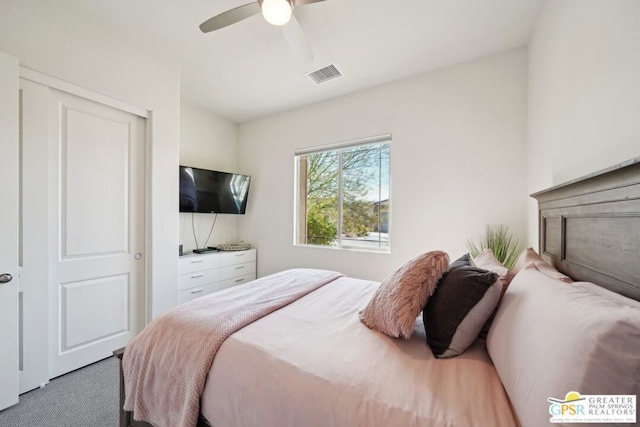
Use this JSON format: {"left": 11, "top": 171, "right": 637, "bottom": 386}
{"left": 306, "top": 64, "right": 342, "bottom": 84}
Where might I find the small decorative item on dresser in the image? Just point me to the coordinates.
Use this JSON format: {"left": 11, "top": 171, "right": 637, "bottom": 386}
{"left": 218, "top": 242, "right": 252, "bottom": 251}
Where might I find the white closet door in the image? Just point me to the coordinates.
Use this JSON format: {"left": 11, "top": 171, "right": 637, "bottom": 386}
{"left": 18, "top": 78, "right": 51, "bottom": 393}
{"left": 47, "top": 88, "right": 146, "bottom": 378}
{"left": 0, "top": 51, "right": 19, "bottom": 410}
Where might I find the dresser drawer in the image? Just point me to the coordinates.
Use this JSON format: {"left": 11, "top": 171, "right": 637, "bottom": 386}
{"left": 220, "top": 273, "right": 256, "bottom": 289}
{"left": 179, "top": 268, "right": 220, "bottom": 290}
{"left": 178, "top": 282, "right": 222, "bottom": 304}
{"left": 220, "top": 261, "right": 256, "bottom": 280}
{"left": 219, "top": 249, "right": 256, "bottom": 267}
{"left": 179, "top": 255, "right": 221, "bottom": 274}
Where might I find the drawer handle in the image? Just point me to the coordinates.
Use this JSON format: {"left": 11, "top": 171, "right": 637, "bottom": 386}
{"left": 235, "top": 266, "right": 245, "bottom": 270}
{"left": 191, "top": 274, "right": 204, "bottom": 279}
{"left": 191, "top": 260, "right": 204, "bottom": 264}
{"left": 190, "top": 289, "right": 203, "bottom": 294}
{"left": 235, "top": 278, "right": 245, "bottom": 283}
{"left": 235, "top": 253, "right": 245, "bottom": 257}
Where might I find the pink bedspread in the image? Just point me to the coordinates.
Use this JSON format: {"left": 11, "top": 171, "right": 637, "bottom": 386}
{"left": 122, "top": 268, "right": 343, "bottom": 427}
{"left": 201, "top": 276, "right": 519, "bottom": 427}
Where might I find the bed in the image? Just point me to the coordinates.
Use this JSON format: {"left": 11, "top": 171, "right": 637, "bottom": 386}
{"left": 116, "top": 157, "right": 640, "bottom": 427}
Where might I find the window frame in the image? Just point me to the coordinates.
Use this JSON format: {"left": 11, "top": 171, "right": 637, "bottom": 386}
{"left": 293, "top": 134, "right": 391, "bottom": 252}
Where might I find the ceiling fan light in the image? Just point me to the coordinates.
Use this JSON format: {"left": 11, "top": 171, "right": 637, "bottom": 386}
{"left": 261, "top": 0, "right": 292, "bottom": 26}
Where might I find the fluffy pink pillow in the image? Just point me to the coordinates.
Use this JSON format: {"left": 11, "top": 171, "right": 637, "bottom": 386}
{"left": 512, "top": 247, "right": 572, "bottom": 283}
{"left": 359, "top": 251, "right": 450, "bottom": 339}
{"left": 472, "top": 249, "right": 514, "bottom": 295}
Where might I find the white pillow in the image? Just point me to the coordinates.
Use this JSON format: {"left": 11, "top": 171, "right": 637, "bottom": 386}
{"left": 487, "top": 265, "right": 640, "bottom": 427}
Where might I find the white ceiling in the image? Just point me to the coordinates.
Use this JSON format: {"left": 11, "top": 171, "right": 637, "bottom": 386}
{"left": 61, "top": 0, "right": 543, "bottom": 123}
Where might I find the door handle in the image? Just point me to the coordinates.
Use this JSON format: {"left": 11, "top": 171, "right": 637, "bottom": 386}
{"left": 134, "top": 253, "right": 142, "bottom": 260}
{"left": 0, "top": 273, "right": 13, "bottom": 284}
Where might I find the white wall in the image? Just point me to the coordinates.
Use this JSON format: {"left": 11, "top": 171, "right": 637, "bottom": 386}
{"left": 180, "top": 101, "right": 240, "bottom": 252}
{"left": 527, "top": 0, "right": 640, "bottom": 245}
{"left": 0, "top": 1, "right": 181, "bottom": 318}
{"left": 238, "top": 48, "right": 529, "bottom": 281}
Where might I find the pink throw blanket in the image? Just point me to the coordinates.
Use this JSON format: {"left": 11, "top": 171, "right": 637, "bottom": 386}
{"left": 123, "top": 268, "right": 343, "bottom": 427}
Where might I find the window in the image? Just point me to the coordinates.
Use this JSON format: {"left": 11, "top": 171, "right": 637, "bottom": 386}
{"left": 295, "top": 136, "right": 391, "bottom": 251}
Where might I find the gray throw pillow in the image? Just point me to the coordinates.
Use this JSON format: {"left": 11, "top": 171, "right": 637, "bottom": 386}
{"left": 423, "top": 254, "right": 501, "bottom": 358}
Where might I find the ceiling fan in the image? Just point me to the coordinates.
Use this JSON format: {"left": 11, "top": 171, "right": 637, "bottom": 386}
{"left": 199, "top": 0, "right": 326, "bottom": 62}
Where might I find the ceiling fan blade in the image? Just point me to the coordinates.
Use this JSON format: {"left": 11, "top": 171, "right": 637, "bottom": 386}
{"left": 281, "top": 14, "right": 313, "bottom": 62}
{"left": 199, "top": 2, "right": 261, "bottom": 33}
{"left": 293, "top": 0, "right": 327, "bottom": 5}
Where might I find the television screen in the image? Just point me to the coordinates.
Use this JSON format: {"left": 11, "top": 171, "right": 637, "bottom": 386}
{"left": 179, "top": 166, "right": 251, "bottom": 214}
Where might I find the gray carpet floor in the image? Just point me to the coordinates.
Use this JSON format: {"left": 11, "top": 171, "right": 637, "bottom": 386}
{"left": 0, "top": 356, "right": 119, "bottom": 427}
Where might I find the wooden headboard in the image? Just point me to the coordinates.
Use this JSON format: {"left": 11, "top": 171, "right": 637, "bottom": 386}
{"left": 531, "top": 157, "right": 640, "bottom": 302}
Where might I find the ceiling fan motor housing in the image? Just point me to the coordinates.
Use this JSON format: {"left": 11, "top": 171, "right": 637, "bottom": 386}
{"left": 260, "top": 0, "right": 294, "bottom": 26}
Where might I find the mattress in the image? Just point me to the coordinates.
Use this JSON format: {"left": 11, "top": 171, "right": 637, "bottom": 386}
{"left": 201, "top": 276, "right": 518, "bottom": 427}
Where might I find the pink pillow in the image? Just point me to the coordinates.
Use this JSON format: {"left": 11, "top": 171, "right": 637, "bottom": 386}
{"left": 487, "top": 265, "right": 640, "bottom": 426}
{"left": 573, "top": 282, "right": 640, "bottom": 309}
{"left": 472, "top": 249, "right": 514, "bottom": 294}
{"left": 359, "top": 251, "right": 449, "bottom": 339}
{"left": 512, "top": 247, "right": 572, "bottom": 283}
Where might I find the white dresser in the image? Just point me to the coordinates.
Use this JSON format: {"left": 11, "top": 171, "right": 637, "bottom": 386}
{"left": 178, "top": 249, "right": 257, "bottom": 304}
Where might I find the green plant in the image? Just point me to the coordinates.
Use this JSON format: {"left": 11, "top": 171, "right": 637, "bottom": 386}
{"left": 306, "top": 200, "right": 338, "bottom": 245}
{"left": 466, "top": 225, "right": 523, "bottom": 269}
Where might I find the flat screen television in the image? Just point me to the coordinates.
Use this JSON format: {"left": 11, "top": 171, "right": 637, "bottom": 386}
{"left": 179, "top": 166, "right": 251, "bottom": 214}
